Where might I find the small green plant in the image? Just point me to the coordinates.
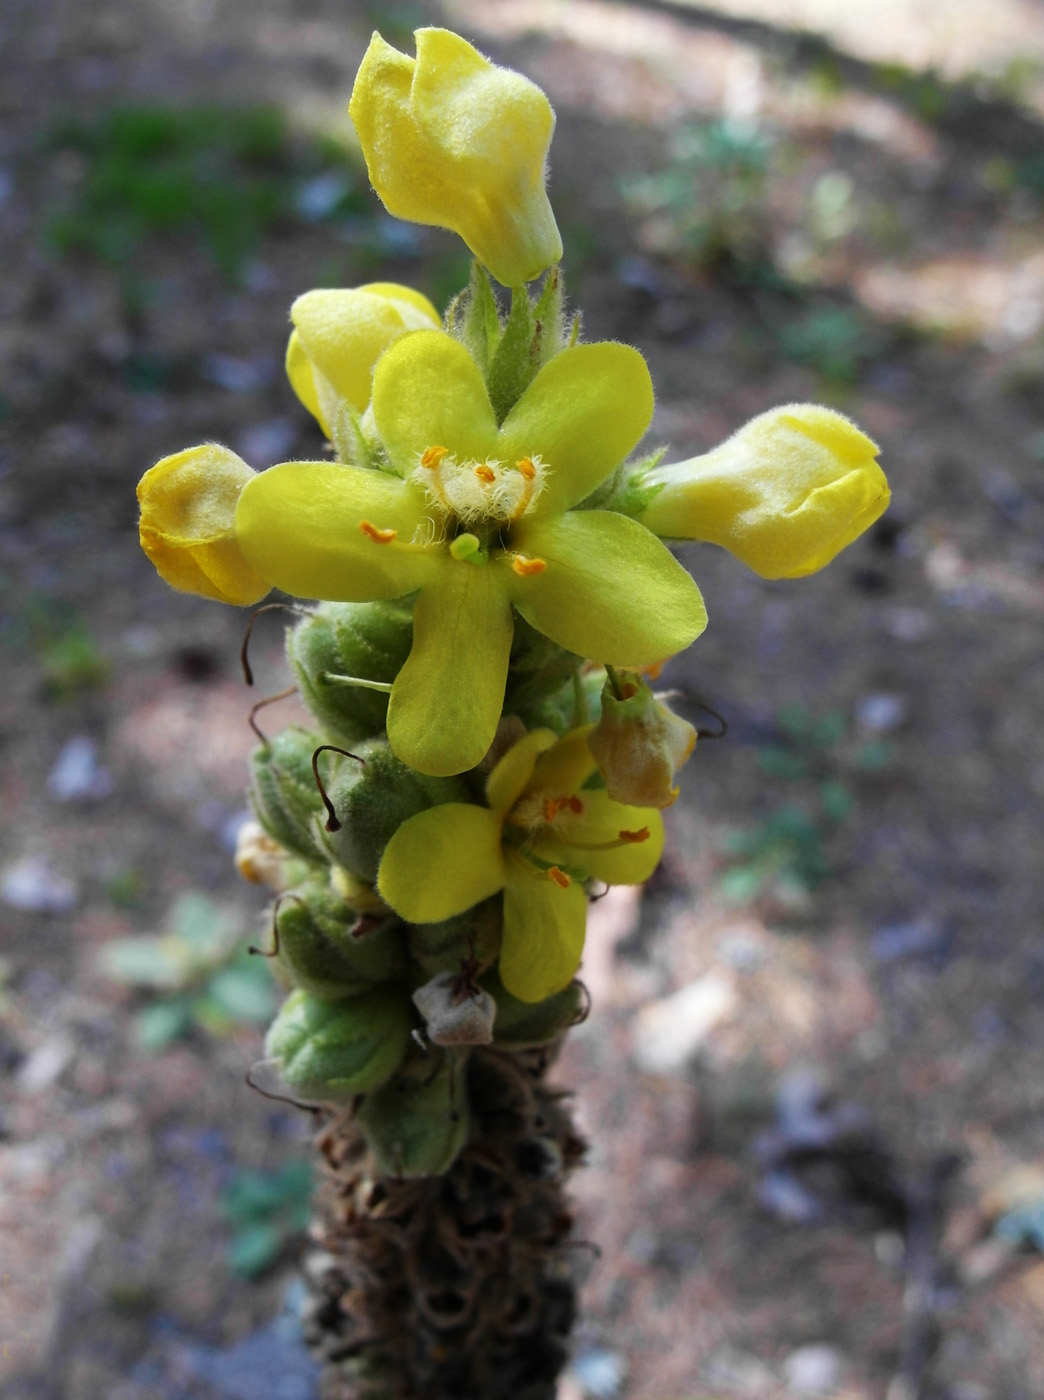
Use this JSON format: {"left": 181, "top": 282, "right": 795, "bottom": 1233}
{"left": 99, "top": 891, "right": 277, "bottom": 1049}
{"left": 621, "top": 118, "right": 774, "bottom": 271}
{"left": 220, "top": 1158, "right": 314, "bottom": 1277}
{"left": 43, "top": 103, "right": 371, "bottom": 281}
{"left": 718, "top": 702, "right": 892, "bottom": 902}
{"left": 777, "top": 305, "right": 884, "bottom": 387}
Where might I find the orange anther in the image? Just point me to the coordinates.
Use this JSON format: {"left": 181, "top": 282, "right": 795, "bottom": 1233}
{"left": 475, "top": 464, "right": 496, "bottom": 483}
{"left": 565, "top": 795, "right": 584, "bottom": 814}
{"left": 543, "top": 797, "right": 559, "bottom": 822}
{"left": 420, "top": 445, "right": 448, "bottom": 469}
{"left": 548, "top": 866, "right": 571, "bottom": 889}
{"left": 618, "top": 827, "right": 650, "bottom": 844}
{"left": 359, "top": 520, "right": 397, "bottom": 544}
{"left": 516, "top": 457, "right": 536, "bottom": 480}
{"left": 511, "top": 554, "right": 547, "bottom": 577}
{"left": 640, "top": 659, "right": 665, "bottom": 682}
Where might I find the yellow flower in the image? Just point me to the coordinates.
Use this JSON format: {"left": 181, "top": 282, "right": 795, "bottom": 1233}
{"left": 637, "top": 405, "right": 889, "bottom": 579}
{"left": 587, "top": 671, "right": 696, "bottom": 808}
{"left": 235, "top": 329, "right": 707, "bottom": 777}
{"left": 286, "top": 282, "right": 440, "bottom": 437}
{"left": 349, "top": 28, "right": 563, "bottom": 287}
{"left": 137, "top": 444, "right": 269, "bottom": 605}
{"left": 377, "top": 728, "right": 664, "bottom": 1002}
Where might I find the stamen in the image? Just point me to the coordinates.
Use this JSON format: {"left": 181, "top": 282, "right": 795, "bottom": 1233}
{"left": 475, "top": 464, "right": 496, "bottom": 484}
{"left": 421, "top": 445, "right": 449, "bottom": 469}
{"left": 619, "top": 827, "right": 650, "bottom": 844}
{"left": 548, "top": 866, "right": 571, "bottom": 889}
{"left": 359, "top": 520, "right": 397, "bottom": 544}
{"left": 511, "top": 554, "right": 547, "bottom": 577}
{"left": 543, "top": 797, "right": 558, "bottom": 823}
{"left": 566, "top": 796, "right": 584, "bottom": 814}
{"left": 516, "top": 457, "right": 536, "bottom": 481}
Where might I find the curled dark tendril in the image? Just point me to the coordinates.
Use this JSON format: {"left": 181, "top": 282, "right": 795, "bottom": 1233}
{"left": 244, "top": 1062, "right": 321, "bottom": 1116}
{"left": 240, "top": 602, "right": 309, "bottom": 686}
{"left": 249, "top": 892, "right": 305, "bottom": 958}
{"left": 569, "top": 980, "right": 592, "bottom": 1027}
{"left": 311, "top": 744, "right": 366, "bottom": 832}
{"left": 249, "top": 686, "right": 298, "bottom": 745}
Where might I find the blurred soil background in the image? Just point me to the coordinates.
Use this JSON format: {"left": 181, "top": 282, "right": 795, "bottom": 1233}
{"left": 2, "top": 0, "right": 1044, "bottom": 1397}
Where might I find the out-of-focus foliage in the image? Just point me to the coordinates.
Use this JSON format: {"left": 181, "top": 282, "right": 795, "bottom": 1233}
{"left": 220, "top": 1158, "right": 314, "bottom": 1277}
{"left": 42, "top": 104, "right": 371, "bottom": 280}
{"left": 99, "top": 891, "right": 276, "bottom": 1049}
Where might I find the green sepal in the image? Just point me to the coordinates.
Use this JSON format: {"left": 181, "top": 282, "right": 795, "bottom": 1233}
{"left": 579, "top": 447, "right": 668, "bottom": 516}
{"left": 532, "top": 266, "right": 565, "bottom": 370}
{"left": 482, "top": 970, "right": 584, "bottom": 1048}
{"left": 265, "top": 987, "right": 411, "bottom": 1099}
{"left": 331, "top": 400, "right": 378, "bottom": 471}
{"left": 275, "top": 878, "right": 406, "bottom": 1000}
{"left": 407, "top": 902, "right": 502, "bottom": 979}
{"left": 287, "top": 600, "right": 414, "bottom": 746}
{"left": 357, "top": 1052, "right": 470, "bottom": 1178}
{"left": 249, "top": 725, "right": 326, "bottom": 862}
{"left": 323, "top": 738, "right": 469, "bottom": 884}
{"left": 487, "top": 283, "right": 537, "bottom": 423}
{"left": 451, "top": 260, "right": 503, "bottom": 376}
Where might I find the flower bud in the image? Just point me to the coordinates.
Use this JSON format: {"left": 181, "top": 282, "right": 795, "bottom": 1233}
{"left": 357, "top": 1054, "right": 470, "bottom": 1178}
{"left": 249, "top": 726, "right": 326, "bottom": 862}
{"left": 287, "top": 283, "right": 440, "bottom": 437}
{"left": 638, "top": 405, "right": 889, "bottom": 579}
{"left": 483, "top": 970, "right": 584, "bottom": 1049}
{"left": 275, "top": 878, "right": 406, "bottom": 1000}
{"left": 137, "top": 444, "right": 270, "bottom": 605}
{"left": 287, "top": 600, "right": 413, "bottom": 747}
{"left": 235, "top": 819, "right": 294, "bottom": 889}
{"left": 349, "top": 28, "right": 563, "bottom": 287}
{"left": 264, "top": 987, "right": 411, "bottom": 1099}
{"left": 587, "top": 671, "right": 696, "bottom": 808}
{"left": 412, "top": 971, "right": 496, "bottom": 1047}
{"left": 322, "top": 739, "right": 469, "bottom": 884}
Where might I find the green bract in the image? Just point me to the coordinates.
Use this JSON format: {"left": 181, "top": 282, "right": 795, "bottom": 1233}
{"left": 235, "top": 329, "right": 708, "bottom": 776}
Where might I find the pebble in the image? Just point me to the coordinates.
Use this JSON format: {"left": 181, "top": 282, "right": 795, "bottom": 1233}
{"left": 571, "top": 1347, "right": 627, "bottom": 1399}
{"left": 47, "top": 735, "right": 114, "bottom": 801}
{"left": 1, "top": 856, "right": 78, "bottom": 912}
{"left": 783, "top": 1343, "right": 843, "bottom": 1395}
{"left": 631, "top": 971, "right": 737, "bottom": 1074}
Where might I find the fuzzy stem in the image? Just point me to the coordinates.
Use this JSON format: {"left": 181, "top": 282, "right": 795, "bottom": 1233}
{"left": 302, "top": 1045, "right": 586, "bottom": 1400}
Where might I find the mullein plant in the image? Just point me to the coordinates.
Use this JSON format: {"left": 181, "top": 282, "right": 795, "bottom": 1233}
{"left": 137, "top": 26, "right": 889, "bottom": 1400}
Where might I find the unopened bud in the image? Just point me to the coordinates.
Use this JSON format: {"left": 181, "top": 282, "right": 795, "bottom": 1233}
{"left": 265, "top": 987, "right": 411, "bottom": 1099}
{"left": 275, "top": 878, "right": 405, "bottom": 1000}
{"left": 357, "top": 1054, "right": 470, "bottom": 1178}
{"left": 588, "top": 671, "right": 696, "bottom": 808}
{"left": 249, "top": 725, "right": 326, "bottom": 862}
{"left": 412, "top": 971, "right": 496, "bottom": 1046}
{"left": 322, "top": 739, "right": 468, "bottom": 883}
{"left": 638, "top": 404, "right": 889, "bottom": 579}
{"left": 287, "top": 600, "right": 413, "bottom": 746}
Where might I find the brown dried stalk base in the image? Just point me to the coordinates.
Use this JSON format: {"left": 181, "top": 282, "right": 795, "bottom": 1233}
{"left": 302, "top": 1045, "right": 587, "bottom": 1400}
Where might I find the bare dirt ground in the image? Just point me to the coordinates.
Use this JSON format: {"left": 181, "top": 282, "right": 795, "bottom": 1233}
{"left": 2, "top": 1, "right": 1044, "bottom": 1397}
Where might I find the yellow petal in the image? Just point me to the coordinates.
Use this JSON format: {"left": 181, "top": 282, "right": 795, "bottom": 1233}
{"left": 289, "top": 283, "right": 440, "bottom": 433}
{"left": 349, "top": 28, "right": 562, "bottom": 286}
{"left": 377, "top": 803, "right": 505, "bottom": 922}
{"left": 236, "top": 461, "right": 437, "bottom": 600}
{"left": 498, "top": 342, "right": 655, "bottom": 518}
{"left": 370, "top": 329, "right": 498, "bottom": 477}
{"left": 639, "top": 404, "right": 890, "bottom": 579}
{"left": 137, "top": 444, "right": 270, "bottom": 605}
{"left": 486, "top": 728, "right": 557, "bottom": 817}
{"left": 500, "top": 858, "right": 587, "bottom": 1002}
{"left": 541, "top": 792, "right": 665, "bottom": 885}
{"left": 508, "top": 511, "right": 707, "bottom": 665}
{"left": 523, "top": 724, "right": 596, "bottom": 801}
{"left": 387, "top": 563, "right": 514, "bottom": 776}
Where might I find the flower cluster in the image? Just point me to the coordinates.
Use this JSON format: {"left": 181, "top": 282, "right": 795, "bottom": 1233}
{"left": 136, "top": 25, "right": 889, "bottom": 1154}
